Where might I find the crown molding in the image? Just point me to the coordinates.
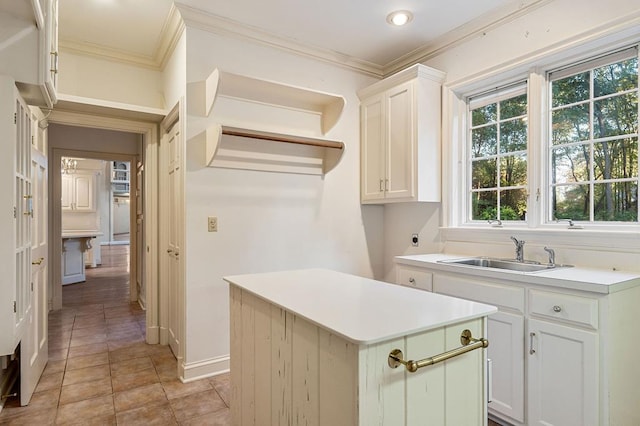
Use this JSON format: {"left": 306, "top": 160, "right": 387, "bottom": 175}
{"left": 382, "top": 0, "right": 553, "bottom": 77}
{"left": 156, "top": 3, "right": 185, "bottom": 70}
{"left": 59, "top": 4, "right": 184, "bottom": 71}
{"left": 174, "top": 2, "right": 384, "bottom": 78}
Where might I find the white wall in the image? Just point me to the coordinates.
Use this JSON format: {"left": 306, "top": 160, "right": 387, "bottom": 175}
{"left": 162, "top": 31, "right": 186, "bottom": 110}
{"left": 182, "top": 27, "right": 383, "bottom": 370}
{"left": 59, "top": 51, "right": 165, "bottom": 109}
{"left": 382, "top": 0, "right": 640, "bottom": 279}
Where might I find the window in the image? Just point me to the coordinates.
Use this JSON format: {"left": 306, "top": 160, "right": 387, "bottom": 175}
{"left": 461, "top": 46, "right": 640, "bottom": 229}
{"left": 549, "top": 49, "right": 639, "bottom": 223}
{"left": 468, "top": 84, "right": 528, "bottom": 222}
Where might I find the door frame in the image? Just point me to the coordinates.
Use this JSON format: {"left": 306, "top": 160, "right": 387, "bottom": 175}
{"left": 47, "top": 109, "right": 161, "bottom": 344}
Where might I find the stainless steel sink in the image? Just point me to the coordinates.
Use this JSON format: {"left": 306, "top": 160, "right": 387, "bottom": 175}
{"left": 438, "top": 257, "right": 572, "bottom": 273}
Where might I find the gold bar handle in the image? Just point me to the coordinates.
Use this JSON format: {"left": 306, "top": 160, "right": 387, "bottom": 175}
{"left": 388, "top": 329, "right": 489, "bottom": 373}
{"left": 32, "top": 257, "right": 44, "bottom": 265}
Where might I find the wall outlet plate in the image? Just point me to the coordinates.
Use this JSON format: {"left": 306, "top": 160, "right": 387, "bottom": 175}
{"left": 411, "top": 233, "right": 419, "bottom": 246}
{"left": 208, "top": 216, "right": 218, "bottom": 232}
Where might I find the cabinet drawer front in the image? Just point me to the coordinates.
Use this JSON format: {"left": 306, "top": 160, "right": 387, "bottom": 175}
{"left": 529, "top": 290, "right": 598, "bottom": 330}
{"left": 433, "top": 274, "right": 524, "bottom": 312}
{"left": 396, "top": 266, "right": 432, "bottom": 291}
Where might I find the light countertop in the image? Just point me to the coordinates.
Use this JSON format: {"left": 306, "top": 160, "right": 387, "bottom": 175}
{"left": 62, "top": 230, "right": 103, "bottom": 239}
{"left": 224, "top": 268, "right": 496, "bottom": 345}
{"left": 396, "top": 254, "right": 640, "bottom": 294}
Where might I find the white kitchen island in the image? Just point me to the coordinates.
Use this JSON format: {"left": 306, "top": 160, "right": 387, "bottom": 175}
{"left": 61, "top": 231, "right": 102, "bottom": 285}
{"left": 224, "top": 269, "right": 497, "bottom": 426}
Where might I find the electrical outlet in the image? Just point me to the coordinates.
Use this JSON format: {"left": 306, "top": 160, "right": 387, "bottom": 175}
{"left": 411, "top": 233, "right": 419, "bottom": 247}
{"left": 208, "top": 216, "right": 218, "bottom": 232}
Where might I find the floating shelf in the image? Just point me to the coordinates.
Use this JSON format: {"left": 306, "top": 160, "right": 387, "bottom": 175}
{"left": 194, "top": 123, "right": 344, "bottom": 175}
{"left": 188, "top": 69, "right": 346, "bottom": 175}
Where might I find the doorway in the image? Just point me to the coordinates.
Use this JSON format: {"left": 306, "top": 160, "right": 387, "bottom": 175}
{"left": 58, "top": 156, "right": 135, "bottom": 306}
{"left": 46, "top": 109, "right": 161, "bottom": 345}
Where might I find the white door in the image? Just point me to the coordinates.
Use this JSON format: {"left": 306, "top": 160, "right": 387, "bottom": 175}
{"left": 487, "top": 311, "right": 525, "bottom": 423}
{"left": 136, "top": 162, "right": 143, "bottom": 306}
{"left": 385, "top": 81, "right": 414, "bottom": 200}
{"left": 527, "top": 318, "right": 598, "bottom": 426}
{"left": 166, "top": 123, "right": 182, "bottom": 358}
{"left": 21, "top": 107, "right": 48, "bottom": 405}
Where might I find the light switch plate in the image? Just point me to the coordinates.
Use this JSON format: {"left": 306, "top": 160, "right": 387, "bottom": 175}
{"left": 208, "top": 216, "right": 218, "bottom": 232}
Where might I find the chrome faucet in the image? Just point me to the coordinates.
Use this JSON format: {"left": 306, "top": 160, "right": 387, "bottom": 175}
{"left": 544, "top": 246, "right": 555, "bottom": 266}
{"left": 510, "top": 236, "right": 525, "bottom": 262}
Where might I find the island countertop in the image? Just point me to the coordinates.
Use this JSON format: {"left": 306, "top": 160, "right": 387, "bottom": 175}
{"left": 224, "top": 268, "right": 497, "bottom": 345}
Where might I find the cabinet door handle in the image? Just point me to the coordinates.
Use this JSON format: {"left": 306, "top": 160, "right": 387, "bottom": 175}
{"left": 379, "top": 179, "right": 384, "bottom": 192}
{"left": 529, "top": 332, "right": 536, "bottom": 355}
{"left": 553, "top": 305, "right": 562, "bottom": 313}
{"left": 408, "top": 277, "right": 415, "bottom": 284}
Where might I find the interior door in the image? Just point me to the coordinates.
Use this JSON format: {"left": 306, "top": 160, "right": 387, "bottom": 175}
{"left": 21, "top": 107, "right": 48, "bottom": 406}
{"left": 166, "top": 123, "right": 182, "bottom": 358}
{"left": 136, "top": 161, "right": 143, "bottom": 305}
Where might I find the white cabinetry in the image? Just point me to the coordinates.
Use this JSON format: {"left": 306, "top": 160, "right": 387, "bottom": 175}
{"left": 61, "top": 172, "right": 96, "bottom": 212}
{"left": 0, "top": 76, "right": 32, "bottom": 355}
{"left": 0, "top": 0, "right": 58, "bottom": 107}
{"left": 395, "top": 259, "right": 640, "bottom": 426}
{"left": 358, "top": 64, "right": 444, "bottom": 204}
{"left": 527, "top": 318, "right": 598, "bottom": 426}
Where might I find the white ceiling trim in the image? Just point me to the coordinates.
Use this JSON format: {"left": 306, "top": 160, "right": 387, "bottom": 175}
{"left": 383, "top": 0, "right": 553, "bottom": 76}
{"left": 59, "top": 4, "right": 184, "bottom": 71}
{"left": 174, "top": 2, "right": 384, "bottom": 78}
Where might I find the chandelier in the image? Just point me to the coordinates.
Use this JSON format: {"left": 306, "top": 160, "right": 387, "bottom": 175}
{"left": 61, "top": 157, "right": 77, "bottom": 174}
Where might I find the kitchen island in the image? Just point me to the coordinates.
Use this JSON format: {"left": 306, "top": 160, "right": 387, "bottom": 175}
{"left": 61, "top": 231, "right": 102, "bottom": 285}
{"left": 224, "top": 268, "right": 497, "bottom": 426}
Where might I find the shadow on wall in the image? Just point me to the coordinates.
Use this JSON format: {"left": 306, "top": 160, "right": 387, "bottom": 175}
{"left": 361, "top": 205, "right": 385, "bottom": 280}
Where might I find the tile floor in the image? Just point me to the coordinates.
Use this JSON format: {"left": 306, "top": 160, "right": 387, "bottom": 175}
{"left": 0, "top": 245, "right": 230, "bottom": 425}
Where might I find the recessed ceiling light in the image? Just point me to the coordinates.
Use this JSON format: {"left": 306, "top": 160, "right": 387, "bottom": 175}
{"left": 387, "top": 10, "right": 413, "bottom": 26}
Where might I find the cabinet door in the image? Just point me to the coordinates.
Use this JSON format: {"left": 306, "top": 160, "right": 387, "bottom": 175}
{"left": 385, "top": 81, "right": 415, "bottom": 200}
{"left": 527, "top": 318, "right": 598, "bottom": 426}
{"left": 73, "top": 173, "right": 95, "bottom": 211}
{"left": 61, "top": 173, "right": 73, "bottom": 210}
{"left": 487, "top": 311, "right": 525, "bottom": 423}
{"left": 360, "top": 94, "right": 385, "bottom": 202}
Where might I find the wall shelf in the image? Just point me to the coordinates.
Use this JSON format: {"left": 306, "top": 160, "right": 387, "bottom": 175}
{"left": 193, "top": 123, "right": 344, "bottom": 175}
{"left": 188, "top": 68, "right": 346, "bottom": 175}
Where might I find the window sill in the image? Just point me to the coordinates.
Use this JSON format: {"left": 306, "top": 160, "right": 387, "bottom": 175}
{"left": 441, "top": 225, "right": 640, "bottom": 253}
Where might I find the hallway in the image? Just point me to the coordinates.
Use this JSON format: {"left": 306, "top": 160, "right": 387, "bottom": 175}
{"left": 0, "top": 246, "right": 230, "bottom": 425}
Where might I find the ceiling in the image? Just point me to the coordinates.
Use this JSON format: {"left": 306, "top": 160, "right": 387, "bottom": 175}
{"left": 58, "top": 0, "right": 545, "bottom": 76}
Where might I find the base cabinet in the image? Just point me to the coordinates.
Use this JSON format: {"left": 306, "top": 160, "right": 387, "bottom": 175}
{"left": 527, "top": 319, "right": 598, "bottom": 426}
{"left": 395, "top": 263, "right": 640, "bottom": 426}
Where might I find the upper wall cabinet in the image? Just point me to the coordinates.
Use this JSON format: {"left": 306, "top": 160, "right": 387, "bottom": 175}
{"left": 358, "top": 64, "right": 445, "bottom": 204}
{"left": 0, "top": 0, "right": 58, "bottom": 107}
{"left": 188, "top": 69, "right": 346, "bottom": 175}
{"left": 61, "top": 171, "right": 96, "bottom": 212}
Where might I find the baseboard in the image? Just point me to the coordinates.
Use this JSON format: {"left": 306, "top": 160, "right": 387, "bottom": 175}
{"left": 180, "top": 355, "right": 230, "bottom": 383}
{"left": 145, "top": 325, "right": 160, "bottom": 344}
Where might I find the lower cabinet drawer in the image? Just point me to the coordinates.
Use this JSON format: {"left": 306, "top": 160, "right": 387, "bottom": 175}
{"left": 433, "top": 274, "right": 524, "bottom": 312}
{"left": 396, "top": 266, "right": 432, "bottom": 291}
{"left": 528, "top": 289, "right": 598, "bottom": 330}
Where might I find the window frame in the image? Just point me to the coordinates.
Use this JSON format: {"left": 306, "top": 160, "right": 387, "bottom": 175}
{"left": 545, "top": 47, "right": 639, "bottom": 226}
{"left": 455, "top": 45, "right": 639, "bottom": 233}
{"left": 467, "top": 82, "right": 530, "bottom": 224}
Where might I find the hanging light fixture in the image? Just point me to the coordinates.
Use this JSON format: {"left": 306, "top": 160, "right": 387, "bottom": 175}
{"left": 61, "top": 157, "right": 78, "bottom": 174}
